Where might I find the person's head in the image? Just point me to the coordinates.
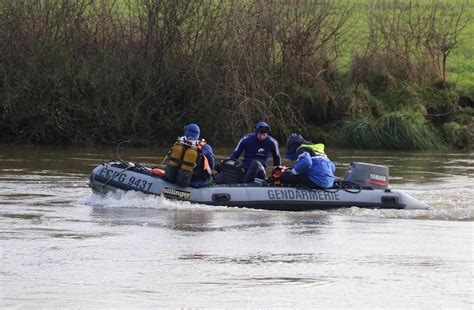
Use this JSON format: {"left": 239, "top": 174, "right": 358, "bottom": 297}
{"left": 255, "top": 121, "right": 270, "bottom": 141}
{"left": 286, "top": 133, "right": 311, "bottom": 160}
{"left": 184, "top": 123, "right": 200, "bottom": 140}
{"left": 296, "top": 146, "right": 316, "bottom": 157}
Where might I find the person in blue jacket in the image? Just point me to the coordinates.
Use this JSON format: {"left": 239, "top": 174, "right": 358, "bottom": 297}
{"left": 280, "top": 137, "right": 336, "bottom": 189}
{"left": 183, "top": 123, "right": 215, "bottom": 180}
{"left": 230, "top": 121, "right": 281, "bottom": 182}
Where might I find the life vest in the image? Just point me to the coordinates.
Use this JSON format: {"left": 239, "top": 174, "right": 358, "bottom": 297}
{"left": 191, "top": 142, "right": 213, "bottom": 181}
{"left": 164, "top": 137, "right": 211, "bottom": 187}
{"left": 300, "top": 143, "right": 325, "bottom": 155}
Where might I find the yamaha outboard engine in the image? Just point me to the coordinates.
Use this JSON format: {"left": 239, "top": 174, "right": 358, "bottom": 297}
{"left": 343, "top": 162, "right": 389, "bottom": 190}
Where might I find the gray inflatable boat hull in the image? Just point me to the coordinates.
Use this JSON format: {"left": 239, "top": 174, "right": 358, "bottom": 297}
{"left": 89, "top": 162, "right": 429, "bottom": 211}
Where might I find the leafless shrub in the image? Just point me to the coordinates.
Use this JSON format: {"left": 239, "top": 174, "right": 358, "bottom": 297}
{"left": 0, "top": 0, "right": 354, "bottom": 144}
{"left": 352, "top": 0, "right": 469, "bottom": 90}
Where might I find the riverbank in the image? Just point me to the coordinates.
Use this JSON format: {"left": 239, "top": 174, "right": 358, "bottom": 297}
{"left": 0, "top": 1, "right": 472, "bottom": 149}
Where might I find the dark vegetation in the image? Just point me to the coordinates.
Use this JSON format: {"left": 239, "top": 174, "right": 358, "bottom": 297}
{"left": 0, "top": 0, "right": 472, "bottom": 149}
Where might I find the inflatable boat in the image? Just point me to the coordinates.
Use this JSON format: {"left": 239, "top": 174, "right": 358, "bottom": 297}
{"left": 88, "top": 160, "right": 430, "bottom": 211}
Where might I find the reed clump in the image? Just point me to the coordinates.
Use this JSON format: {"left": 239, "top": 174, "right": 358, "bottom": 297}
{"left": 338, "top": 110, "right": 446, "bottom": 150}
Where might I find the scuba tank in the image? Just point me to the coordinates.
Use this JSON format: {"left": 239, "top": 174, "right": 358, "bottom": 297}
{"left": 176, "top": 145, "right": 199, "bottom": 187}
{"left": 164, "top": 141, "right": 186, "bottom": 182}
{"left": 164, "top": 137, "right": 202, "bottom": 187}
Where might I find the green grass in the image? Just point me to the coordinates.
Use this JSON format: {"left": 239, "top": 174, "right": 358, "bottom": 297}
{"left": 347, "top": 1, "right": 473, "bottom": 94}
{"left": 447, "top": 2, "right": 474, "bottom": 94}
{"left": 338, "top": 110, "right": 446, "bottom": 150}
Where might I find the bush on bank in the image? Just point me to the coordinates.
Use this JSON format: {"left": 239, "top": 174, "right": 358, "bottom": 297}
{"left": 0, "top": 0, "right": 472, "bottom": 149}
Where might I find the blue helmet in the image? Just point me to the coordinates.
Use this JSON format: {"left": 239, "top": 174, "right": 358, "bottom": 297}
{"left": 255, "top": 121, "right": 270, "bottom": 133}
{"left": 286, "top": 133, "right": 312, "bottom": 160}
{"left": 184, "top": 123, "right": 200, "bottom": 140}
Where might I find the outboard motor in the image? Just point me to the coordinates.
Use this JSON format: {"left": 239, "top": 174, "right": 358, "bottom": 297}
{"left": 343, "top": 162, "right": 389, "bottom": 190}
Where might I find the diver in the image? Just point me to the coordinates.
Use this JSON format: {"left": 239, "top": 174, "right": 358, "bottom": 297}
{"left": 229, "top": 121, "right": 281, "bottom": 182}
{"left": 164, "top": 123, "right": 215, "bottom": 187}
{"left": 279, "top": 134, "right": 336, "bottom": 189}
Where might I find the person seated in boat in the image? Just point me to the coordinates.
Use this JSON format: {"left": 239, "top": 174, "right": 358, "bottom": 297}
{"left": 164, "top": 123, "right": 215, "bottom": 187}
{"left": 183, "top": 123, "right": 215, "bottom": 175}
{"left": 229, "top": 121, "right": 281, "bottom": 182}
{"left": 279, "top": 136, "right": 336, "bottom": 189}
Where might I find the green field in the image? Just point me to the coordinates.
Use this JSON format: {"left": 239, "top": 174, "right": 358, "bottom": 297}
{"left": 111, "top": 0, "right": 474, "bottom": 94}
{"left": 348, "top": 1, "right": 473, "bottom": 95}
{"left": 449, "top": 8, "right": 474, "bottom": 95}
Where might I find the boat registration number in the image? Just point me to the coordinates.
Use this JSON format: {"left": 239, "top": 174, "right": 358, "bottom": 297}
{"left": 98, "top": 168, "right": 153, "bottom": 192}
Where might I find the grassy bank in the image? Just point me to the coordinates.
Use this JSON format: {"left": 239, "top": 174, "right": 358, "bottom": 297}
{"left": 0, "top": 0, "right": 472, "bottom": 149}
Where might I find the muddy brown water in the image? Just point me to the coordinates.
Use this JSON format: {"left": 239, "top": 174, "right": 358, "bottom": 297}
{"left": 0, "top": 145, "right": 472, "bottom": 308}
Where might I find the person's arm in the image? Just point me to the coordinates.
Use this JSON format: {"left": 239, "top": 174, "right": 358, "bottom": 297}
{"left": 230, "top": 136, "right": 247, "bottom": 160}
{"left": 270, "top": 138, "right": 281, "bottom": 166}
{"left": 201, "top": 144, "right": 215, "bottom": 169}
{"left": 292, "top": 152, "right": 312, "bottom": 175}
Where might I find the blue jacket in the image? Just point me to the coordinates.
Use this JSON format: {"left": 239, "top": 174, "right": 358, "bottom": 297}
{"left": 230, "top": 133, "right": 281, "bottom": 170}
{"left": 292, "top": 152, "right": 336, "bottom": 188}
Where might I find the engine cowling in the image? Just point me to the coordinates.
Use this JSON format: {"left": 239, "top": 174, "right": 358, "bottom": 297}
{"left": 343, "top": 162, "right": 389, "bottom": 190}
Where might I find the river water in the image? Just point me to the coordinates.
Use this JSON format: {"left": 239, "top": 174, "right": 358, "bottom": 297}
{"left": 0, "top": 145, "right": 473, "bottom": 308}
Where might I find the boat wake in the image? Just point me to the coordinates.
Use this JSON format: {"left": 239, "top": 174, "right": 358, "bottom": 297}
{"left": 332, "top": 205, "right": 473, "bottom": 221}
{"left": 81, "top": 191, "right": 237, "bottom": 212}
{"left": 81, "top": 185, "right": 474, "bottom": 221}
